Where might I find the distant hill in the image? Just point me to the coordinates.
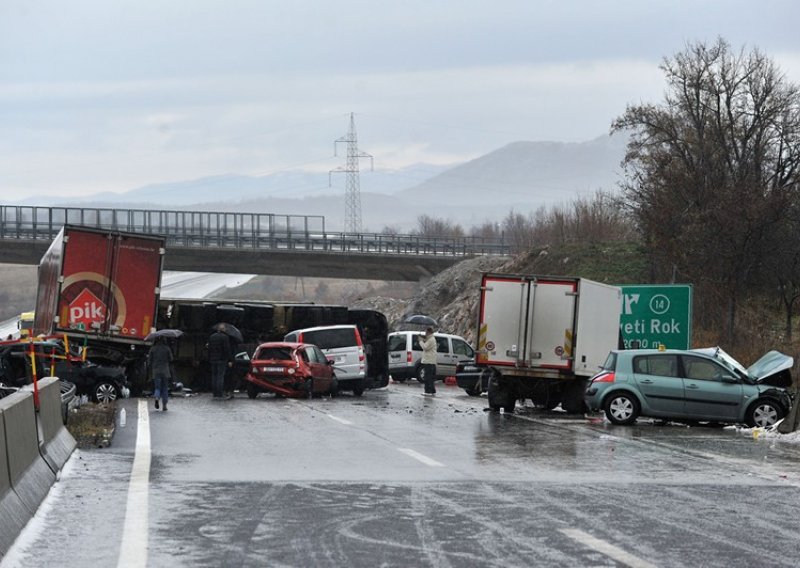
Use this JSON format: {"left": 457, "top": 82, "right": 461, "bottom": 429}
{"left": 14, "top": 134, "right": 628, "bottom": 232}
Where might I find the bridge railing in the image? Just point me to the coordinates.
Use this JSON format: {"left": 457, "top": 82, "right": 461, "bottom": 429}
{"left": 0, "top": 205, "right": 510, "bottom": 256}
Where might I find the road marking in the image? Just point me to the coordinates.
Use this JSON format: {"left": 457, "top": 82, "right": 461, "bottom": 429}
{"left": 560, "top": 528, "right": 657, "bottom": 568}
{"left": 326, "top": 413, "right": 353, "bottom": 425}
{"left": 117, "top": 400, "right": 151, "bottom": 568}
{"left": 398, "top": 448, "right": 445, "bottom": 467}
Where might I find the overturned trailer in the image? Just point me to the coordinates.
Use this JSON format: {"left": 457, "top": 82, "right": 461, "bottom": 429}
{"left": 155, "top": 298, "right": 389, "bottom": 393}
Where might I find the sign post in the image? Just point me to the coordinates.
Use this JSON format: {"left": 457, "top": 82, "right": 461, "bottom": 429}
{"left": 620, "top": 285, "right": 692, "bottom": 350}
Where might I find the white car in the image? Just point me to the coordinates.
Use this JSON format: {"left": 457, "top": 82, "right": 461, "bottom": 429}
{"left": 387, "top": 331, "right": 475, "bottom": 383}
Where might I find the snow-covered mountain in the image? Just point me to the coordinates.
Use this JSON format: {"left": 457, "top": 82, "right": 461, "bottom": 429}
{"left": 14, "top": 135, "right": 627, "bottom": 232}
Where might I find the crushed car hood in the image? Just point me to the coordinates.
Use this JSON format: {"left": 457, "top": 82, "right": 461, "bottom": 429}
{"left": 693, "top": 347, "right": 793, "bottom": 383}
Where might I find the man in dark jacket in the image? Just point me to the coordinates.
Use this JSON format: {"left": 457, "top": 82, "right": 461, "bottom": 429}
{"left": 147, "top": 337, "right": 173, "bottom": 410}
{"left": 208, "top": 329, "right": 233, "bottom": 398}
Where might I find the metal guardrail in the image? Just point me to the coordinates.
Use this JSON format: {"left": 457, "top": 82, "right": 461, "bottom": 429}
{"left": 0, "top": 205, "right": 510, "bottom": 257}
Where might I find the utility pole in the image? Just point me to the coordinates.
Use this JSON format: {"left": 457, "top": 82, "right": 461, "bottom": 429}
{"left": 330, "top": 112, "right": 372, "bottom": 233}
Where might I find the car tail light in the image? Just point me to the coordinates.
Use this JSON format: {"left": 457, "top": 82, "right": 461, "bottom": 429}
{"left": 358, "top": 346, "right": 365, "bottom": 362}
{"left": 592, "top": 372, "right": 615, "bottom": 383}
{"left": 406, "top": 350, "right": 412, "bottom": 363}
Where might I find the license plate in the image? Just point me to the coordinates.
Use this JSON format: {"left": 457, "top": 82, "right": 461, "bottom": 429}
{"left": 263, "top": 366, "right": 285, "bottom": 373}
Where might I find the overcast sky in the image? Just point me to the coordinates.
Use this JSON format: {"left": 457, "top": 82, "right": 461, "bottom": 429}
{"left": 1, "top": 0, "right": 799, "bottom": 201}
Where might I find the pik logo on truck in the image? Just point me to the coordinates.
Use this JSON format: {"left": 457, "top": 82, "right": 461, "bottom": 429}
{"left": 68, "top": 288, "right": 107, "bottom": 329}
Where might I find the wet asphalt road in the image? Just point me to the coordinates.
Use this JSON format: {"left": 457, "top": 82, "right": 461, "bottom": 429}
{"left": 5, "top": 380, "right": 800, "bottom": 568}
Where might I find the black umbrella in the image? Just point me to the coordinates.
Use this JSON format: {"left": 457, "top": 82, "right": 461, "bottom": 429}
{"left": 404, "top": 314, "right": 438, "bottom": 327}
{"left": 211, "top": 322, "right": 244, "bottom": 343}
{"left": 145, "top": 328, "right": 184, "bottom": 342}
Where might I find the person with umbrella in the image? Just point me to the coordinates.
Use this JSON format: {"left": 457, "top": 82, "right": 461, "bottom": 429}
{"left": 417, "top": 326, "right": 438, "bottom": 396}
{"left": 208, "top": 324, "right": 235, "bottom": 399}
{"left": 147, "top": 336, "right": 173, "bottom": 411}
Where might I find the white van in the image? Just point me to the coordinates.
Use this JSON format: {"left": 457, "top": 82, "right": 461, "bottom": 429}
{"left": 387, "top": 331, "right": 475, "bottom": 383}
{"left": 284, "top": 325, "right": 366, "bottom": 395}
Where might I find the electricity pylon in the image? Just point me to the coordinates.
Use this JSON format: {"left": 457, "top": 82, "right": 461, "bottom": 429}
{"left": 330, "top": 113, "right": 372, "bottom": 233}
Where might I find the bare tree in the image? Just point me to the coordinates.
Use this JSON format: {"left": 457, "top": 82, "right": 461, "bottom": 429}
{"left": 612, "top": 38, "right": 800, "bottom": 341}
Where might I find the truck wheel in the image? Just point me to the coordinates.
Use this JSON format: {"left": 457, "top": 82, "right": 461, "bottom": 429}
{"left": 561, "top": 380, "right": 588, "bottom": 414}
{"left": 487, "top": 370, "right": 511, "bottom": 412}
{"left": 503, "top": 399, "right": 516, "bottom": 414}
{"left": 246, "top": 382, "right": 259, "bottom": 399}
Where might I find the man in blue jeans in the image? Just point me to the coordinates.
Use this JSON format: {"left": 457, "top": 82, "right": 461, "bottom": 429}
{"left": 147, "top": 337, "right": 173, "bottom": 410}
{"left": 208, "top": 329, "right": 233, "bottom": 399}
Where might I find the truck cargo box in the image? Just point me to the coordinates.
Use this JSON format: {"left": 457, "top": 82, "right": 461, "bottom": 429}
{"left": 477, "top": 274, "right": 622, "bottom": 378}
{"left": 34, "top": 225, "right": 166, "bottom": 342}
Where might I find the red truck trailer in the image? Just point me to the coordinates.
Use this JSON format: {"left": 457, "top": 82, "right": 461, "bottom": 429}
{"left": 33, "top": 225, "right": 166, "bottom": 392}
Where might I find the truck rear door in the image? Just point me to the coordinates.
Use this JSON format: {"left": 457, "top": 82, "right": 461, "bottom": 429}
{"left": 526, "top": 279, "right": 577, "bottom": 370}
{"left": 477, "top": 275, "right": 527, "bottom": 367}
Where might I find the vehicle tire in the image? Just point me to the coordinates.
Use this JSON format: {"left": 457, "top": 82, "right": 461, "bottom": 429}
{"left": 329, "top": 378, "right": 339, "bottom": 397}
{"left": 604, "top": 391, "right": 639, "bottom": 425}
{"left": 415, "top": 363, "right": 425, "bottom": 384}
{"left": 94, "top": 382, "right": 118, "bottom": 404}
{"left": 246, "top": 382, "right": 259, "bottom": 399}
{"left": 746, "top": 399, "right": 784, "bottom": 428}
{"left": 503, "top": 398, "right": 516, "bottom": 414}
{"left": 307, "top": 378, "right": 314, "bottom": 399}
{"left": 561, "top": 380, "right": 588, "bottom": 414}
{"left": 464, "top": 385, "right": 482, "bottom": 397}
{"left": 487, "top": 370, "right": 512, "bottom": 412}
{"left": 352, "top": 381, "right": 365, "bottom": 397}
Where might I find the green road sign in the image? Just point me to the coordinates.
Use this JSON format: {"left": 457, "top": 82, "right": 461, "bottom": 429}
{"left": 619, "top": 285, "right": 693, "bottom": 350}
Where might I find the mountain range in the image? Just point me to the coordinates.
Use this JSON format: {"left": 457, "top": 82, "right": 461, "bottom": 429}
{"left": 16, "top": 134, "right": 628, "bottom": 233}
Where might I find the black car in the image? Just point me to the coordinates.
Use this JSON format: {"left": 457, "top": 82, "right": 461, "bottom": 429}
{"left": 0, "top": 339, "right": 128, "bottom": 404}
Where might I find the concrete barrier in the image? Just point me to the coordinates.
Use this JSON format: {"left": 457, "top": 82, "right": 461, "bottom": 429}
{"left": 0, "top": 406, "right": 32, "bottom": 556}
{"left": 0, "top": 390, "right": 56, "bottom": 519}
{"left": 35, "top": 378, "right": 77, "bottom": 474}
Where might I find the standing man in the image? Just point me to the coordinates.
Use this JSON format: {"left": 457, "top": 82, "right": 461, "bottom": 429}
{"left": 208, "top": 328, "right": 233, "bottom": 399}
{"left": 417, "top": 327, "right": 437, "bottom": 396}
{"left": 147, "top": 336, "right": 173, "bottom": 411}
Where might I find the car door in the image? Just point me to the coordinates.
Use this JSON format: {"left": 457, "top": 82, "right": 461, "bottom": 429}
{"left": 680, "top": 355, "right": 743, "bottom": 421}
{"left": 304, "top": 346, "right": 333, "bottom": 389}
{"left": 435, "top": 336, "right": 454, "bottom": 378}
{"left": 631, "top": 354, "right": 685, "bottom": 416}
{"left": 451, "top": 338, "right": 475, "bottom": 366}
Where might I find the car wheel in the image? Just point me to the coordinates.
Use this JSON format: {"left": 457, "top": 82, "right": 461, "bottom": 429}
{"left": 604, "top": 392, "right": 639, "bottom": 425}
{"left": 352, "top": 381, "right": 365, "bottom": 397}
{"left": 415, "top": 363, "right": 424, "bottom": 383}
{"left": 246, "top": 382, "right": 259, "bottom": 399}
{"left": 464, "top": 385, "right": 481, "bottom": 397}
{"left": 307, "top": 378, "right": 314, "bottom": 399}
{"left": 329, "top": 378, "right": 339, "bottom": 397}
{"left": 94, "top": 382, "right": 118, "bottom": 404}
{"left": 746, "top": 399, "right": 783, "bottom": 428}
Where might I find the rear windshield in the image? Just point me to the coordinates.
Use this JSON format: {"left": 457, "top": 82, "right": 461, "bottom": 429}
{"left": 303, "top": 328, "right": 357, "bottom": 349}
{"left": 387, "top": 335, "right": 407, "bottom": 351}
{"left": 255, "top": 347, "right": 294, "bottom": 361}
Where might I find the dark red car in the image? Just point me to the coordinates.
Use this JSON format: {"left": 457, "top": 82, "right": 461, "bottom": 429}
{"left": 244, "top": 342, "right": 338, "bottom": 399}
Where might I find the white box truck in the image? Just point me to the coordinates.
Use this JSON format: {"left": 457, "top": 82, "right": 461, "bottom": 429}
{"left": 464, "top": 273, "right": 622, "bottom": 413}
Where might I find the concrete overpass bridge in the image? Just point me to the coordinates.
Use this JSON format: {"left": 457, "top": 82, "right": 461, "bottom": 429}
{"left": 0, "top": 205, "right": 510, "bottom": 281}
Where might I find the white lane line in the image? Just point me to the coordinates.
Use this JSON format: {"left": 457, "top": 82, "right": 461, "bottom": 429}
{"left": 398, "top": 448, "right": 445, "bottom": 468}
{"left": 560, "top": 528, "right": 658, "bottom": 568}
{"left": 326, "top": 414, "right": 353, "bottom": 425}
{"left": 117, "top": 400, "right": 151, "bottom": 568}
